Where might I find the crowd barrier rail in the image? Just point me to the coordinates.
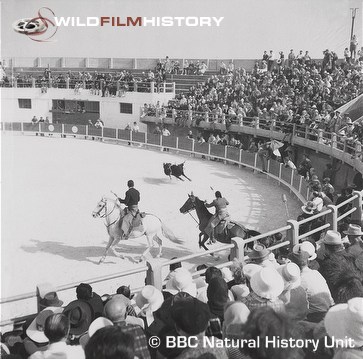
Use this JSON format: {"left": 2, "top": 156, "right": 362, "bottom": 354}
{"left": 1, "top": 122, "right": 362, "bottom": 329}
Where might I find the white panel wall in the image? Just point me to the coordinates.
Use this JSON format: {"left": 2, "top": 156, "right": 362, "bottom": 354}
{"left": 0, "top": 88, "right": 174, "bottom": 129}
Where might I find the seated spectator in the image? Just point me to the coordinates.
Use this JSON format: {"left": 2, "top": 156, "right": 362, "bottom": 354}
{"left": 324, "top": 298, "right": 363, "bottom": 358}
{"left": 76, "top": 283, "right": 104, "bottom": 319}
{"left": 29, "top": 313, "right": 85, "bottom": 359}
{"left": 79, "top": 317, "right": 113, "bottom": 349}
{"left": 277, "top": 262, "right": 309, "bottom": 320}
{"left": 241, "top": 267, "right": 285, "bottom": 313}
{"left": 85, "top": 326, "right": 135, "bottom": 359}
{"left": 246, "top": 244, "right": 276, "bottom": 268}
{"left": 237, "top": 307, "right": 300, "bottom": 359}
{"left": 288, "top": 250, "right": 334, "bottom": 322}
{"left": 24, "top": 307, "right": 64, "bottom": 357}
{"left": 165, "top": 268, "right": 197, "bottom": 297}
{"left": 344, "top": 224, "right": 363, "bottom": 257}
{"left": 171, "top": 297, "right": 228, "bottom": 359}
{"left": 103, "top": 295, "right": 151, "bottom": 359}
{"left": 63, "top": 299, "right": 94, "bottom": 341}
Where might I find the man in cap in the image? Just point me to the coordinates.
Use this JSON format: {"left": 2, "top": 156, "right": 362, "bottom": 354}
{"left": 103, "top": 295, "right": 150, "bottom": 359}
{"left": 118, "top": 180, "right": 141, "bottom": 240}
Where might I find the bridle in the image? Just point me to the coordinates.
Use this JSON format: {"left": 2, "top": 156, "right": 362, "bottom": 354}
{"left": 183, "top": 197, "right": 199, "bottom": 226}
{"left": 93, "top": 198, "right": 121, "bottom": 228}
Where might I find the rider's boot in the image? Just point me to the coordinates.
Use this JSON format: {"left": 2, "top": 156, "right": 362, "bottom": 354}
{"left": 210, "top": 230, "right": 217, "bottom": 244}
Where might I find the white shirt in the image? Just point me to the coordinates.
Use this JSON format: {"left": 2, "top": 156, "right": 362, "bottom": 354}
{"left": 29, "top": 342, "right": 85, "bottom": 359}
{"left": 300, "top": 267, "right": 334, "bottom": 314}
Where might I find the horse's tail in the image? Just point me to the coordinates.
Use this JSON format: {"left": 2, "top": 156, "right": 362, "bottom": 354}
{"left": 161, "top": 222, "right": 183, "bottom": 244}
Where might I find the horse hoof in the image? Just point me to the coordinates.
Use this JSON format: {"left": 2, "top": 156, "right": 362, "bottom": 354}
{"left": 98, "top": 256, "right": 106, "bottom": 264}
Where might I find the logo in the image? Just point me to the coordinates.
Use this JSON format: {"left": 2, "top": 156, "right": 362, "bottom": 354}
{"left": 13, "top": 7, "right": 58, "bottom": 42}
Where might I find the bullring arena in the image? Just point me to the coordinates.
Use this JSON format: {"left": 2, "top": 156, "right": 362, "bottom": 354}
{"left": 1, "top": 132, "right": 301, "bottom": 320}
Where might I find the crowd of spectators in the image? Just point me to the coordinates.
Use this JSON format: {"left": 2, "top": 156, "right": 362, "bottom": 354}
{"left": 146, "top": 47, "right": 363, "bottom": 144}
{"left": 2, "top": 215, "right": 362, "bottom": 359}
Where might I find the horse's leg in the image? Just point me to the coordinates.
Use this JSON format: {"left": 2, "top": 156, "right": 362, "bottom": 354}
{"left": 99, "top": 235, "right": 115, "bottom": 264}
{"left": 198, "top": 232, "right": 203, "bottom": 248}
{"left": 182, "top": 173, "right": 192, "bottom": 181}
{"left": 175, "top": 175, "right": 184, "bottom": 181}
{"left": 201, "top": 233, "right": 220, "bottom": 261}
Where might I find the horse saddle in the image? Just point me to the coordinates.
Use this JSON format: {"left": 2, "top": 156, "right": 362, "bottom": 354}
{"left": 215, "top": 219, "right": 231, "bottom": 236}
{"left": 131, "top": 212, "right": 146, "bottom": 229}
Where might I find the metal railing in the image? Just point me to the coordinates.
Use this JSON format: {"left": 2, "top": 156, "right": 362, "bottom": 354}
{"left": 1, "top": 122, "right": 362, "bottom": 329}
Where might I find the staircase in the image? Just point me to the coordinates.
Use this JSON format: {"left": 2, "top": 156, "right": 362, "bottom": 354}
{"left": 166, "top": 71, "right": 218, "bottom": 95}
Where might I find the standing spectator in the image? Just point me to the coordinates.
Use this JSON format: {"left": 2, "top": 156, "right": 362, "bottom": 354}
{"left": 350, "top": 35, "right": 358, "bottom": 60}
{"left": 288, "top": 49, "right": 295, "bottom": 67}
{"left": 219, "top": 61, "right": 227, "bottom": 75}
{"left": 267, "top": 50, "right": 275, "bottom": 71}
{"left": 344, "top": 47, "right": 351, "bottom": 63}
{"left": 162, "top": 126, "right": 170, "bottom": 136}
{"left": 132, "top": 121, "right": 140, "bottom": 133}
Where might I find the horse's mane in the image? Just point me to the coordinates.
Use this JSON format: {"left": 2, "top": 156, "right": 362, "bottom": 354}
{"left": 194, "top": 196, "right": 212, "bottom": 217}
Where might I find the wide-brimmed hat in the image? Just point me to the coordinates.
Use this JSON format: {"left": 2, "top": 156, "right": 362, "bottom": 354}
{"left": 79, "top": 317, "right": 113, "bottom": 348}
{"left": 323, "top": 230, "right": 343, "bottom": 246}
{"left": 293, "top": 242, "right": 317, "bottom": 261}
{"left": 26, "top": 307, "right": 63, "bottom": 343}
{"left": 277, "top": 263, "right": 301, "bottom": 289}
{"left": 346, "top": 118, "right": 353, "bottom": 125}
{"left": 165, "top": 268, "right": 197, "bottom": 297}
{"left": 63, "top": 300, "right": 94, "bottom": 336}
{"left": 344, "top": 224, "right": 363, "bottom": 236}
{"left": 242, "top": 263, "right": 262, "bottom": 279}
{"left": 301, "top": 201, "right": 316, "bottom": 215}
{"left": 135, "top": 285, "right": 164, "bottom": 312}
{"left": 247, "top": 244, "right": 270, "bottom": 261}
{"left": 250, "top": 267, "right": 284, "bottom": 299}
{"left": 324, "top": 298, "right": 363, "bottom": 347}
{"left": 39, "top": 292, "right": 63, "bottom": 309}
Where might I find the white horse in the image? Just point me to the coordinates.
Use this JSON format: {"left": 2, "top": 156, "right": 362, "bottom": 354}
{"left": 92, "top": 196, "right": 180, "bottom": 263}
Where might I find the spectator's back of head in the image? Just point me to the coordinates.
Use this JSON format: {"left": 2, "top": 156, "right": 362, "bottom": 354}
{"left": 103, "top": 296, "right": 127, "bottom": 324}
{"left": 85, "top": 326, "right": 134, "bottom": 359}
{"left": 169, "top": 257, "right": 182, "bottom": 272}
{"left": 44, "top": 314, "right": 69, "bottom": 343}
{"left": 76, "top": 283, "right": 93, "bottom": 300}
{"left": 333, "top": 273, "right": 363, "bottom": 304}
{"left": 205, "top": 267, "right": 222, "bottom": 284}
{"left": 116, "top": 285, "right": 132, "bottom": 299}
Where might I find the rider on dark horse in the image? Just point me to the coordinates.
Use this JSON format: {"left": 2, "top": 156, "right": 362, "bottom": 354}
{"left": 117, "top": 180, "right": 140, "bottom": 239}
{"left": 204, "top": 191, "right": 230, "bottom": 243}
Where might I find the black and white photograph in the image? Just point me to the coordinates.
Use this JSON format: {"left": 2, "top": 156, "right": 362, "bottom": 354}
{"left": 1, "top": 0, "right": 363, "bottom": 358}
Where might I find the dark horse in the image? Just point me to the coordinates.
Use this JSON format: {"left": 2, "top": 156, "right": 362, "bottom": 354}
{"left": 163, "top": 162, "right": 191, "bottom": 181}
{"left": 179, "top": 192, "right": 260, "bottom": 252}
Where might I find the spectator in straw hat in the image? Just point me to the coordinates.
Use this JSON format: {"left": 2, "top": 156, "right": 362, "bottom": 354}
{"left": 241, "top": 267, "right": 285, "bottom": 313}
{"left": 103, "top": 295, "right": 151, "bottom": 359}
{"left": 277, "top": 263, "right": 309, "bottom": 320}
{"left": 344, "top": 224, "right": 363, "bottom": 257}
{"left": 79, "top": 317, "right": 113, "bottom": 349}
{"left": 324, "top": 298, "right": 363, "bottom": 358}
{"left": 29, "top": 313, "right": 85, "bottom": 359}
{"left": 165, "top": 268, "right": 197, "bottom": 298}
{"left": 293, "top": 241, "right": 319, "bottom": 270}
{"left": 246, "top": 244, "right": 276, "bottom": 268}
{"left": 25, "top": 307, "right": 64, "bottom": 357}
{"left": 288, "top": 250, "right": 334, "bottom": 323}
{"left": 171, "top": 297, "right": 228, "bottom": 359}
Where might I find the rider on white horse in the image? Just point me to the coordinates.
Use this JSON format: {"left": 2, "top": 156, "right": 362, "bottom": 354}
{"left": 204, "top": 191, "right": 230, "bottom": 243}
{"left": 117, "top": 180, "right": 140, "bottom": 239}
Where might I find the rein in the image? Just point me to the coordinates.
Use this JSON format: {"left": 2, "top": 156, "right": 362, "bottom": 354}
{"left": 98, "top": 199, "right": 121, "bottom": 228}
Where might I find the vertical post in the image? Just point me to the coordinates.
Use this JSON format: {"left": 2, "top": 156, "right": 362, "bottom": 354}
{"left": 163, "top": 82, "right": 166, "bottom": 93}
{"left": 326, "top": 204, "right": 338, "bottom": 232}
{"left": 278, "top": 163, "right": 283, "bottom": 184}
{"left": 230, "top": 237, "right": 245, "bottom": 261}
{"left": 224, "top": 145, "right": 228, "bottom": 161}
{"left": 101, "top": 127, "right": 104, "bottom": 140}
{"left": 351, "top": 191, "right": 363, "bottom": 223}
{"left": 298, "top": 175, "right": 303, "bottom": 193}
{"left": 286, "top": 219, "right": 299, "bottom": 249}
{"left": 292, "top": 123, "right": 296, "bottom": 137}
{"left": 239, "top": 149, "right": 242, "bottom": 168}
{"left": 192, "top": 139, "right": 195, "bottom": 154}
{"left": 145, "top": 259, "right": 163, "bottom": 290}
{"left": 331, "top": 133, "right": 337, "bottom": 149}
{"left": 172, "top": 82, "right": 176, "bottom": 93}
{"left": 267, "top": 159, "right": 270, "bottom": 173}
{"left": 66, "top": 78, "right": 70, "bottom": 89}
{"left": 254, "top": 153, "right": 258, "bottom": 169}
{"left": 318, "top": 129, "right": 323, "bottom": 144}
{"left": 255, "top": 117, "right": 259, "bottom": 129}
{"left": 130, "top": 130, "right": 133, "bottom": 143}
{"left": 290, "top": 168, "right": 294, "bottom": 186}
{"left": 144, "top": 131, "right": 147, "bottom": 145}
{"left": 208, "top": 143, "right": 211, "bottom": 158}
{"left": 151, "top": 82, "right": 155, "bottom": 93}
{"left": 62, "top": 124, "right": 65, "bottom": 137}
{"left": 355, "top": 141, "right": 361, "bottom": 159}
{"left": 32, "top": 78, "right": 36, "bottom": 88}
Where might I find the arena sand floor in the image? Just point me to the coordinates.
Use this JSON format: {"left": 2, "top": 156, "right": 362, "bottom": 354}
{"left": 1, "top": 134, "right": 302, "bottom": 321}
